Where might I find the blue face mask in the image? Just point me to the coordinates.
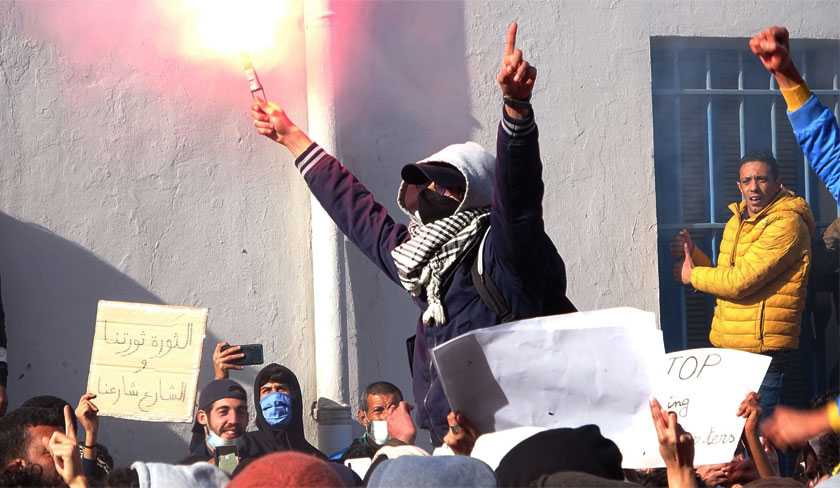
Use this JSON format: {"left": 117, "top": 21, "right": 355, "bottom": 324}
{"left": 260, "top": 391, "right": 292, "bottom": 428}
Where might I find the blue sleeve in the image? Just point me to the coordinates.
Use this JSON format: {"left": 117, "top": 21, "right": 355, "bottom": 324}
{"left": 491, "top": 107, "right": 548, "bottom": 275}
{"left": 788, "top": 95, "right": 840, "bottom": 204}
{"left": 294, "top": 144, "right": 409, "bottom": 284}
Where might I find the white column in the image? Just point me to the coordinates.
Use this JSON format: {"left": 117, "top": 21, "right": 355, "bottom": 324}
{"left": 303, "top": 0, "right": 353, "bottom": 455}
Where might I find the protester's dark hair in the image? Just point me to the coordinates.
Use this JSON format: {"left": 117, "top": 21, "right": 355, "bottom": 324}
{"left": 0, "top": 407, "right": 64, "bottom": 466}
{"left": 738, "top": 152, "right": 780, "bottom": 180}
{"left": 103, "top": 467, "right": 140, "bottom": 488}
{"left": 0, "top": 464, "right": 53, "bottom": 487}
{"left": 20, "top": 395, "right": 78, "bottom": 432}
{"left": 359, "top": 382, "right": 403, "bottom": 411}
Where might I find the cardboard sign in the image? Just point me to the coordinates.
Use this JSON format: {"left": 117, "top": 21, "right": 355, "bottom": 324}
{"left": 431, "top": 308, "right": 665, "bottom": 468}
{"left": 86, "top": 300, "right": 207, "bottom": 422}
{"left": 655, "top": 348, "right": 771, "bottom": 466}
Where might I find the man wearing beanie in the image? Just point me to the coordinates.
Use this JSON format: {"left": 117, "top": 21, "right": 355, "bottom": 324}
{"left": 250, "top": 21, "right": 576, "bottom": 446}
{"left": 184, "top": 379, "right": 253, "bottom": 473}
{"left": 494, "top": 425, "right": 624, "bottom": 487}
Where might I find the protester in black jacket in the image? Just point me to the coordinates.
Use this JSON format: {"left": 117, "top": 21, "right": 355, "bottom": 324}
{"left": 250, "top": 22, "right": 575, "bottom": 444}
{"left": 249, "top": 363, "right": 324, "bottom": 459}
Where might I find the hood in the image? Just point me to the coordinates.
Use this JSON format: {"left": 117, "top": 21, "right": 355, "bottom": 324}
{"left": 397, "top": 141, "right": 496, "bottom": 219}
{"left": 729, "top": 189, "right": 817, "bottom": 237}
{"left": 249, "top": 363, "right": 324, "bottom": 458}
{"left": 253, "top": 363, "right": 305, "bottom": 435}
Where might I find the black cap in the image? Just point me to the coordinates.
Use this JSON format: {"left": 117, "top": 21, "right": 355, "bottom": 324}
{"left": 198, "top": 379, "right": 247, "bottom": 411}
{"left": 495, "top": 425, "right": 624, "bottom": 487}
{"left": 401, "top": 162, "right": 465, "bottom": 190}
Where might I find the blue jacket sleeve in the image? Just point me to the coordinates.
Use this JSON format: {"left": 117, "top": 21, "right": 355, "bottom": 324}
{"left": 788, "top": 95, "right": 840, "bottom": 204}
{"left": 491, "top": 107, "right": 548, "bottom": 275}
{"left": 294, "top": 144, "right": 409, "bottom": 284}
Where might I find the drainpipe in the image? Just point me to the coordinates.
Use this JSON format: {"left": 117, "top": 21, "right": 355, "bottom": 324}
{"left": 303, "top": 0, "right": 353, "bottom": 455}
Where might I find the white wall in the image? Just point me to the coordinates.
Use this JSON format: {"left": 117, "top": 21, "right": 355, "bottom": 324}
{"left": 0, "top": 0, "right": 837, "bottom": 466}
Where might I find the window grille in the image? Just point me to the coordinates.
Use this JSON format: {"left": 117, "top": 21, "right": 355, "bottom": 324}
{"left": 651, "top": 37, "right": 840, "bottom": 352}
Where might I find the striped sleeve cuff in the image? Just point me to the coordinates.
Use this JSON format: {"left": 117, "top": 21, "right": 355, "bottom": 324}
{"left": 501, "top": 107, "right": 536, "bottom": 138}
{"left": 781, "top": 83, "right": 812, "bottom": 112}
{"left": 829, "top": 398, "right": 840, "bottom": 432}
{"left": 294, "top": 143, "right": 330, "bottom": 178}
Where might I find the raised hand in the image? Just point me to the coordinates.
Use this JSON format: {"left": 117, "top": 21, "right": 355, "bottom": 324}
{"left": 213, "top": 342, "right": 244, "bottom": 380}
{"left": 680, "top": 242, "right": 694, "bottom": 285}
{"left": 736, "top": 392, "right": 761, "bottom": 437}
{"left": 761, "top": 405, "right": 831, "bottom": 450}
{"left": 497, "top": 22, "right": 537, "bottom": 104}
{"left": 651, "top": 398, "right": 695, "bottom": 468}
{"left": 250, "top": 101, "right": 312, "bottom": 157}
{"left": 386, "top": 401, "right": 417, "bottom": 445}
{"left": 76, "top": 393, "right": 99, "bottom": 436}
{"left": 748, "top": 26, "right": 803, "bottom": 89}
{"left": 674, "top": 229, "right": 695, "bottom": 257}
{"left": 75, "top": 392, "right": 99, "bottom": 461}
{"left": 651, "top": 398, "right": 696, "bottom": 488}
{"left": 47, "top": 405, "right": 86, "bottom": 488}
{"left": 749, "top": 27, "right": 792, "bottom": 75}
{"left": 443, "top": 410, "right": 479, "bottom": 455}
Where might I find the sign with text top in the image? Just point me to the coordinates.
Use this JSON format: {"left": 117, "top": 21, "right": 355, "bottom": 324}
{"left": 655, "top": 348, "right": 770, "bottom": 466}
{"left": 86, "top": 300, "right": 208, "bottom": 422}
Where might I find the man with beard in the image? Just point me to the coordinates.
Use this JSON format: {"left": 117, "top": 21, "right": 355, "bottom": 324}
{"left": 211, "top": 345, "right": 323, "bottom": 459}
{"left": 185, "top": 379, "right": 252, "bottom": 474}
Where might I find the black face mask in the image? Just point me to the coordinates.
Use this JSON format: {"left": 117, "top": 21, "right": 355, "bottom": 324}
{"left": 418, "top": 189, "right": 460, "bottom": 223}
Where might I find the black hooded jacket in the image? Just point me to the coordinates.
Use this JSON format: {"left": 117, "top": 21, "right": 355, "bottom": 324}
{"left": 248, "top": 363, "right": 324, "bottom": 459}
{"left": 184, "top": 365, "right": 322, "bottom": 463}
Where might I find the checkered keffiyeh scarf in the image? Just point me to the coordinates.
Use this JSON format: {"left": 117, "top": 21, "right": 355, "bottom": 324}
{"left": 391, "top": 208, "right": 490, "bottom": 326}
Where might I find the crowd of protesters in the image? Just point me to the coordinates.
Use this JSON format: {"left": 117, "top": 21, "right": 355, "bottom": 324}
{"left": 1, "top": 22, "right": 840, "bottom": 488}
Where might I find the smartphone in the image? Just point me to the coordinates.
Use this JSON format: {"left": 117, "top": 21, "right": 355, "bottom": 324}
{"left": 222, "top": 343, "right": 264, "bottom": 366}
{"left": 216, "top": 445, "right": 239, "bottom": 475}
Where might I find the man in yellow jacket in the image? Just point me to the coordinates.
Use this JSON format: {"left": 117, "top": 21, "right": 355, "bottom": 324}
{"left": 678, "top": 152, "right": 815, "bottom": 418}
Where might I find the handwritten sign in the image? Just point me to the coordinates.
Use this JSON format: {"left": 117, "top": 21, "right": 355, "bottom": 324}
{"left": 655, "top": 348, "right": 770, "bottom": 466}
{"left": 431, "top": 308, "right": 665, "bottom": 468}
{"left": 86, "top": 300, "right": 207, "bottom": 422}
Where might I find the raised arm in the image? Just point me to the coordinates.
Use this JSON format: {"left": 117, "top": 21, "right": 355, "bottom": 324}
{"left": 491, "top": 23, "right": 547, "bottom": 272}
{"left": 251, "top": 103, "right": 407, "bottom": 283}
{"left": 750, "top": 26, "right": 840, "bottom": 203}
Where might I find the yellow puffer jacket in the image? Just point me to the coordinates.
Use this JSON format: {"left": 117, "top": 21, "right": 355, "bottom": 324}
{"left": 690, "top": 190, "right": 815, "bottom": 352}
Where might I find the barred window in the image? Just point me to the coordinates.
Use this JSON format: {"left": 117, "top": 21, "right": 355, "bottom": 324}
{"left": 651, "top": 37, "right": 840, "bottom": 352}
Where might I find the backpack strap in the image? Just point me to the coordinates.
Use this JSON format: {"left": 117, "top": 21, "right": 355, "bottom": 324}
{"left": 471, "top": 227, "right": 516, "bottom": 323}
